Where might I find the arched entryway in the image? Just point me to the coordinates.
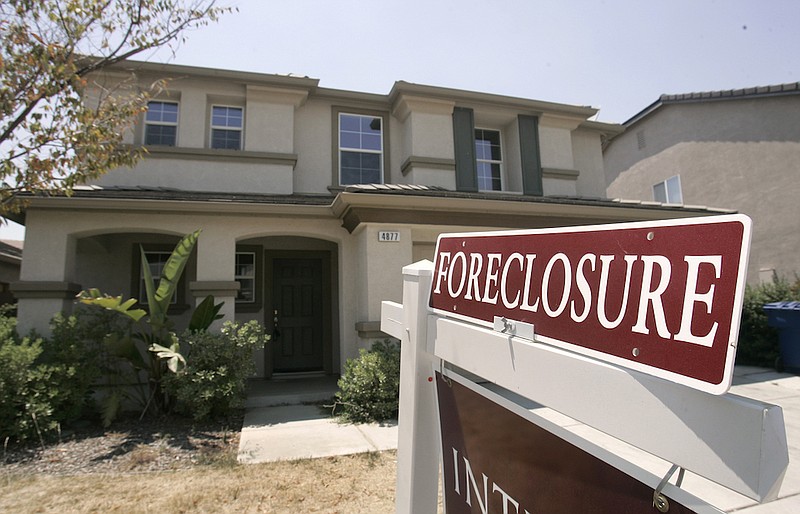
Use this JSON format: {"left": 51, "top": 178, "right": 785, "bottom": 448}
{"left": 236, "top": 236, "right": 339, "bottom": 379}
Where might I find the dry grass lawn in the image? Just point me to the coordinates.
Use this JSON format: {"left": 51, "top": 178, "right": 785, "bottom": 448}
{"left": 0, "top": 451, "right": 397, "bottom": 513}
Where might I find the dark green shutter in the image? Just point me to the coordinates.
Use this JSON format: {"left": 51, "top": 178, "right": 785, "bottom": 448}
{"left": 518, "top": 114, "right": 543, "bottom": 196}
{"left": 452, "top": 107, "right": 478, "bottom": 192}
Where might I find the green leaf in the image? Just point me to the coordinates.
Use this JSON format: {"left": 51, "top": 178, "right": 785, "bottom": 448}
{"left": 143, "top": 229, "right": 202, "bottom": 324}
{"left": 189, "top": 295, "right": 225, "bottom": 332}
{"left": 104, "top": 333, "right": 147, "bottom": 371}
{"left": 78, "top": 289, "right": 147, "bottom": 322}
{"left": 140, "top": 246, "right": 163, "bottom": 323}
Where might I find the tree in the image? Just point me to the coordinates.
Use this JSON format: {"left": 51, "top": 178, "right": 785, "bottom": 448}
{"left": 0, "top": 0, "right": 233, "bottom": 214}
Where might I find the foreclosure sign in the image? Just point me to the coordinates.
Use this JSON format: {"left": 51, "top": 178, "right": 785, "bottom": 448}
{"left": 429, "top": 215, "right": 751, "bottom": 394}
{"left": 436, "top": 371, "right": 712, "bottom": 513}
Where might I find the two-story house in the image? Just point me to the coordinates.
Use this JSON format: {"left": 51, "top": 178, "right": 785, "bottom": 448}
{"left": 603, "top": 83, "right": 800, "bottom": 284}
{"left": 11, "top": 61, "right": 723, "bottom": 378}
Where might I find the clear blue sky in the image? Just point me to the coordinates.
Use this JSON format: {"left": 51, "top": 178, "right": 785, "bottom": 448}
{"left": 157, "top": 0, "right": 799, "bottom": 122}
{"left": 2, "top": 0, "right": 797, "bottom": 240}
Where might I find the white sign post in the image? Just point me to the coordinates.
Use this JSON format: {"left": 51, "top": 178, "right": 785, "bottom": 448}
{"left": 382, "top": 217, "right": 788, "bottom": 513}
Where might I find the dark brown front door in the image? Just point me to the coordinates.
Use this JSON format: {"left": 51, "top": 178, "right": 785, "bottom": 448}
{"left": 272, "top": 258, "right": 324, "bottom": 373}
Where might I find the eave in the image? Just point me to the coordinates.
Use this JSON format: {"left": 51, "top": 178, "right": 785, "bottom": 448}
{"left": 331, "top": 189, "right": 730, "bottom": 233}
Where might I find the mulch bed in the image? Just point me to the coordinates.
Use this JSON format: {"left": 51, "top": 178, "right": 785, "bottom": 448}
{"left": 0, "top": 412, "right": 243, "bottom": 476}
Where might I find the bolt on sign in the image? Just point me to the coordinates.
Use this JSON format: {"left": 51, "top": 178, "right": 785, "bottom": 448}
{"left": 429, "top": 215, "right": 751, "bottom": 394}
{"left": 435, "top": 371, "right": 721, "bottom": 514}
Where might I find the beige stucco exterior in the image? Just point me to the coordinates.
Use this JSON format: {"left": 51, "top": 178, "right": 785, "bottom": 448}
{"left": 14, "top": 61, "right": 721, "bottom": 378}
{"left": 604, "top": 88, "right": 800, "bottom": 283}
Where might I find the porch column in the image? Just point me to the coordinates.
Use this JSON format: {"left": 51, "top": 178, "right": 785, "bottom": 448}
{"left": 13, "top": 226, "right": 79, "bottom": 335}
{"left": 191, "top": 229, "right": 237, "bottom": 329}
{"left": 353, "top": 224, "right": 412, "bottom": 343}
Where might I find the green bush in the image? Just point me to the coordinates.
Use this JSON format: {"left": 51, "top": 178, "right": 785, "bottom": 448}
{"left": 165, "top": 320, "right": 268, "bottom": 421}
{"left": 334, "top": 340, "right": 401, "bottom": 423}
{"left": 0, "top": 316, "right": 59, "bottom": 442}
{"left": 0, "top": 307, "right": 137, "bottom": 442}
{"left": 39, "top": 311, "right": 116, "bottom": 422}
{"left": 737, "top": 276, "right": 800, "bottom": 367}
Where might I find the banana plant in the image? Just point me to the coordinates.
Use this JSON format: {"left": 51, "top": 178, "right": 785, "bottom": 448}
{"left": 78, "top": 229, "right": 223, "bottom": 421}
{"left": 139, "top": 229, "right": 201, "bottom": 334}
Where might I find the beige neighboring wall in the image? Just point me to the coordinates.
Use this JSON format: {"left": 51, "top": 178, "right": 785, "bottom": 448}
{"left": 604, "top": 91, "right": 800, "bottom": 283}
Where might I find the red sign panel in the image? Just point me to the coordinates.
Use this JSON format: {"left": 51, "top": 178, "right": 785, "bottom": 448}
{"left": 429, "top": 215, "right": 751, "bottom": 394}
{"left": 436, "top": 372, "right": 708, "bottom": 513}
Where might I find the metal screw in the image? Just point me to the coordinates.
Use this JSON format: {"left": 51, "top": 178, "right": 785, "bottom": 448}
{"left": 654, "top": 493, "right": 670, "bottom": 512}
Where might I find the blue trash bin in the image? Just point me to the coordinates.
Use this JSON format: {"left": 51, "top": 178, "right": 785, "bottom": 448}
{"left": 764, "top": 301, "right": 800, "bottom": 373}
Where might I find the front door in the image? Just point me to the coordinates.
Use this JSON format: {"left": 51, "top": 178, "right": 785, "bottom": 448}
{"left": 272, "top": 258, "right": 324, "bottom": 373}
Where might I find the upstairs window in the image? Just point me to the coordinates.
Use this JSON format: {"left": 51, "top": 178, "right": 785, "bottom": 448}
{"left": 653, "top": 175, "right": 683, "bottom": 204}
{"left": 339, "top": 113, "right": 383, "bottom": 185}
{"left": 475, "top": 128, "right": 503, "bottom": 191}
{"left": 211, "top": 105, "right": 243, "bottom": 150}
{"left": 144, "top": 101, "right": 178, "bottom": 146}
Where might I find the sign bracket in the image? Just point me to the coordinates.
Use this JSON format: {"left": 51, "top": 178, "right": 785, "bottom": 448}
{"left": 653, "top": 464, "right": 686, "bottom": 512}
{"left": 493, "top": 316, "right": 534, "bottom": 340}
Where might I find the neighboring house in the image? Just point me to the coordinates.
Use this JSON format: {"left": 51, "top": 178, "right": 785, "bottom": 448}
{"left": 0, "top": 239, "right": 22, "bottom": 308}
{"left": 603, "top": 83, "right": 800, "bottom": 284}
{"left": 12, "top": 61, "right": 722, "bottom": 378}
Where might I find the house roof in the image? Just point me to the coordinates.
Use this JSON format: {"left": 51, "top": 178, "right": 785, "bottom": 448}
{"left": 56, "top": 184, "right": 729, "bottom": 215}
{"left": 0, "top": 239, "right": 22, "bottom": 265}
{"left": 15, "top": 185, "right": 731, "bottom": 234}
{"left": 624, "top": 82, "right": 800, "bottom": 127}
{"left": 105, "top": 60, "right": 622, "bottom": 135}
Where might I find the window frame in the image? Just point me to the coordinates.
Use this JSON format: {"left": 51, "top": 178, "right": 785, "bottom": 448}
{"left": 332, "top": 107, "right": 389, "bottom": 188}
{"left": 235, "top": 245, "right": 262, "bottom": 313}
{"left": 474, "top": 127, "right": 504, "bottom": 192}
{"left": 652, "top": 175, "right": 683, "bottom": 204}
{"left": 235, "top": 251, "right": 257, "bottom": 305}
{"left": 144, "top": 100, "right": 179, "bottom": 147}
{"left": 210, "top": 104, "right": 244, "bottom": 150}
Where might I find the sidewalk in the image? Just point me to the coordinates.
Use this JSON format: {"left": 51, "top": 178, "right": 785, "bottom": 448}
{"left": 237, "top": 404, "right": 397, "bottom": 463}
{"left": 237, "top": 367, "right": 799, "bottom": 511}
{"left": 237, "top": 375, "right": 398, "bottom": 464}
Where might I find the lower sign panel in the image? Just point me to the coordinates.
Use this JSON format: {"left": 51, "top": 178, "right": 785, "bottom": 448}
{"left": 435, "top": 370, "right": 723, "bottom": 514}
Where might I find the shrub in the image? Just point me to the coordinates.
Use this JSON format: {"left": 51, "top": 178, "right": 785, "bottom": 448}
{"left": 0, "top": 316, "right": 58, "bottom": 442}
{"left": 334, "top": 340, "right": 401, "bottom": 423}
{"left": 737, "top": 276, "right": 800, "bottom": 367}
{"left": 0, "top": 307, "right": 139, "bottom": 441}
{"left": 165, "top": 320, "right": 268, "bottom": 421}
{"left": 39, "top": 310, "right": 119, "bottom": 423}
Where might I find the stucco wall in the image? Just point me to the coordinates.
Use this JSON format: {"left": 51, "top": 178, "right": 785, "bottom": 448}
{"left": 90, "top": 66, "right": 616, "bottom": 199}
{"left": 604, "top": 95, "right": 800, "bottom": 283}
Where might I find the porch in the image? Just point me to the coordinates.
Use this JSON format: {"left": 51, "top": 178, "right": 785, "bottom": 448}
{"left": 244, "top": 374, "right": 340, "bottom": 409}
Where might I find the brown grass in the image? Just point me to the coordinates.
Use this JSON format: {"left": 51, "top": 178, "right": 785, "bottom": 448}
{"left": 0, "top": 451, "right": 398, "bottom": 513}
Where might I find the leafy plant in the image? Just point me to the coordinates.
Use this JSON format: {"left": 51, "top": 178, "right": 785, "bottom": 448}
{"left": 38, "top": 311, "right": 117, "bottom": 423}
{"left": 737, "top": 275, "right": 800, "bottom": 367}
{"left": 333, "top": 340, "right": 401, "bottom": 423}
{"left": 0, "top": 0, "right": 234, "bottom": 214}
{"left": 189, "top": 295, "right": 225, "bottom": 333}
{"left": 165, "top": 321, "right": 269, "bottom": 421}
{"left": 0, "top": 318, "right": 48, "bottom": 442}
{"left": 0, "top": 315, "right": 72, "bottom": 442}
{"left": 78, "top": 229, "right": 223, "bottom": 422}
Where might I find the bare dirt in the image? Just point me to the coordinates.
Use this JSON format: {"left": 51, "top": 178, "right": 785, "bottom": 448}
{"left": 1, "top": 413, "right": 243, "bottom": 475}
{"left": 0, "top": 413, "right": 400, "bottom": 513}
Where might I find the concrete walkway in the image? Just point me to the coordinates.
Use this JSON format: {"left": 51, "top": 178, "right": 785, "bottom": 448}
{"left": 238, "top": 367, "right": 799, "bottom": 511}
{"left": 237, "top": 375, "right": 398, "bottom": 464}
{"left": 237, "top": 404, "right": 397, "bottom": 463}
